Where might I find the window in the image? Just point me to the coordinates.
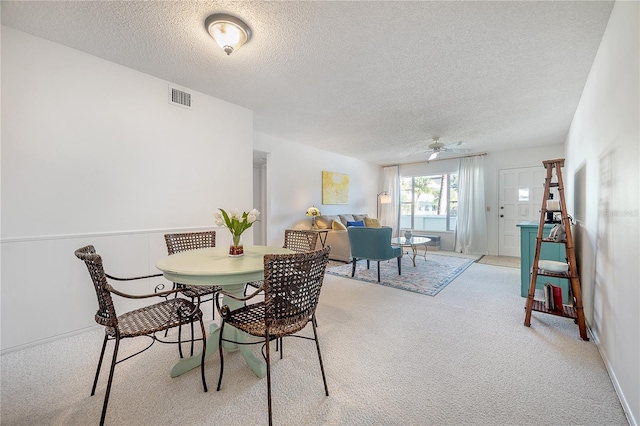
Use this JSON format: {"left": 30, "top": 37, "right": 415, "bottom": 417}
{"left": 400, "top": 173, "right": 458, "bottom": 232}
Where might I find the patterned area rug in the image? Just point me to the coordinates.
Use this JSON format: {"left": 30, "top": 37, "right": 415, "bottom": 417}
{"left": 326, "top": 253, "right": 477, "bottom": 296}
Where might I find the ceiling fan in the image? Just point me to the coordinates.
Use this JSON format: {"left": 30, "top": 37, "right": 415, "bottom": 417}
{"left": 427, "top": 137, "right": 469, "bottom": 160}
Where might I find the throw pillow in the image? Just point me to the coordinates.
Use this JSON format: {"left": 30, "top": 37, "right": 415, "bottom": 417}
{"left": 346, "top": 220, "right": 365, "bottom": 227}
{"left": 332, "top": 220, "right": 347, "bottom": 230}
{"left": 338, "top": 214, "right": 355, "bottom": 225}
{"left": 364, "top": 217, "right": 381, "bottom": 228}
{"left": 314, "top": 215, "right": 335, "bottom": 229}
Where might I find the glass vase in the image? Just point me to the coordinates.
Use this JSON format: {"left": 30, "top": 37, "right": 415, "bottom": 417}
{"left": 229, "top": 234, "right": 244, "bottom": 257}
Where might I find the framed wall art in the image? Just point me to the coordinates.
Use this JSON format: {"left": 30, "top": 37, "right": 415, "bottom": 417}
{"left": 322, "top": 171, "right": 349, "bottom": 204}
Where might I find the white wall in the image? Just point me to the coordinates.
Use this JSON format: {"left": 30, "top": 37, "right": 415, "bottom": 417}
{"left": 1, "top": 27, "right": 254, "bottom": 351}
{"left": 0, "top": 27, "right": 382, "bottom": 352}
{"left": 253, "top": 132, "right": 380, "bottom": 247}
{"left": 563, "top": 2, "right": 639, "bottom": 424}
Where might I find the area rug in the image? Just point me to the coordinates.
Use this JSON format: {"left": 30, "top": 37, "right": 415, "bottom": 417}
{"left": 326, "top": 253, "right": 476, "bottom": 296}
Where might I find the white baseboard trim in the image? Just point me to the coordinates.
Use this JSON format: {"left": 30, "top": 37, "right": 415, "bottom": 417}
{"left": 0, "top": 325, "right": 101, "bottom": 356}
{"left": 590, "top": 326, "right": 637, "bottom": 426}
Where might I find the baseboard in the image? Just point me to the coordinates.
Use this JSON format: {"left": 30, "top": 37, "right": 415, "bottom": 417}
{"left": 590, "top": 325, "right": 637, "bottom": 426}
{"left": 0, "top": 325, "right": 100, "bottom": 356}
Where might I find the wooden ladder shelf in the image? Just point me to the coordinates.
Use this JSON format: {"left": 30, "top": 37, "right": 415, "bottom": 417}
{"left": 523, "top": 158, "right": 589, "bottom": 340}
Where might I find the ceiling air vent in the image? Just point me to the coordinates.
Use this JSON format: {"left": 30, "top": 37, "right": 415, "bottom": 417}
{"left": 168, "top": 85, "right": 192, "bottom": 109}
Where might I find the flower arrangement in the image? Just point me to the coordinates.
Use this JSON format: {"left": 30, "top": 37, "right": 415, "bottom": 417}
{"left": 214, "top": 208, "right": 260, "bottom": 256}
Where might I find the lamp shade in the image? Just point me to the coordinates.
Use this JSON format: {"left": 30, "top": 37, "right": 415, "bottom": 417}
{"left": 205, "top": 14, "right": 252, "bottom": 55}
{"left": 379, "top": 194, "right": 391, "bottom": 204}
{"left": 306, "top": 206, "right": 321, "bottom": 217}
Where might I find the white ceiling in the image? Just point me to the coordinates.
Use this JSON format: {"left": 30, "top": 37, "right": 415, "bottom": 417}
{"left": 1, "top": 1, "right": 614, "bottom": 165}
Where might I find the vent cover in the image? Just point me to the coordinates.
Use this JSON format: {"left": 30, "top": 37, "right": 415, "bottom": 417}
{"left": 168, "top": 85, "right": 192, "bottom": 109}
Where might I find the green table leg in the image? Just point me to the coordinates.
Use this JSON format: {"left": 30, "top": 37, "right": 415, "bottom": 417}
{"left": 234, "top": 326, "right": 267, "bottom": 378}
{"left": 170, "top": 322, "right": 220, "bottom": 378}
{"left": 170, "top": 283, "right": 267, "bottom": 379}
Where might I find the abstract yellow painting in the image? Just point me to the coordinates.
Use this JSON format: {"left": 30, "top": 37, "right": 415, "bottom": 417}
{"left": 322, "top": 171, "right": 349, "bottom": 204}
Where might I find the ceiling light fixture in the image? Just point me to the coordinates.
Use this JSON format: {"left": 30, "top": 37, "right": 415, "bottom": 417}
{"left": 205, "top": 13, "right": 252, "bottom": 55}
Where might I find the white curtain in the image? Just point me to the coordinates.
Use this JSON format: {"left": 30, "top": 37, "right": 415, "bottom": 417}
{"left": 381, "top": 166, "right": 400, "bottom": 237}
{"left": 455, "top": 156, "right": 488, "bottom": 255}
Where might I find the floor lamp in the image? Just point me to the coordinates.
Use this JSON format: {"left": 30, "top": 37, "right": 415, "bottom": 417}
{"left": 377, "top": 191, "right": 391, "bottom": 219}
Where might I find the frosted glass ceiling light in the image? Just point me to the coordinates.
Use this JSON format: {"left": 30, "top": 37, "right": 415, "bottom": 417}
{"left": 205, "top": 13, "right": 252, "bottom": 55}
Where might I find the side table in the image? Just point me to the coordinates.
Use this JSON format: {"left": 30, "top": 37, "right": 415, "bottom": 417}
{"left": 309, "top": 229, "right": 330, "bottom": 248}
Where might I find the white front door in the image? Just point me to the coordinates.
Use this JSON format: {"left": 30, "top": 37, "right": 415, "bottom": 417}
{"left": 498, "top": 166, "right": 546, "bottom": 257}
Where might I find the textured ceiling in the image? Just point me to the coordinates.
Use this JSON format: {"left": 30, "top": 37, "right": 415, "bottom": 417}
{"left": 1, "top": 1, "right": 614, "bottom": 165}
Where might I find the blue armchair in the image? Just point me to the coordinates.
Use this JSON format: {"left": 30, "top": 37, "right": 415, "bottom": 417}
{"left": 347, "top": 227, "right": 402, "bottom": 282}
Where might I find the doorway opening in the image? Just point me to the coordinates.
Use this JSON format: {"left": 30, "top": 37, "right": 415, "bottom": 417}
{"left": 253, "top": 150, "right": 268, "bottom": 245}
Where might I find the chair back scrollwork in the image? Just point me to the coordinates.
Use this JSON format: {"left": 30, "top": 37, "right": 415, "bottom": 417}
{"left": 75, "top": 245, "right": 118, "bottom": 330}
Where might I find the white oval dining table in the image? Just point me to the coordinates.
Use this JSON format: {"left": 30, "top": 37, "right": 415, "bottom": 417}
{"left": 156, "top": 245, "right": 293, "bottom": 379}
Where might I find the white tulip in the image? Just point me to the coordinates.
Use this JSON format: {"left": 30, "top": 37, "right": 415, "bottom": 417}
{"left": 214, "top": 211, "right": 227, "bottom": 227}
{"left": 247, "top": 209, "right": 260, "bottom": 223}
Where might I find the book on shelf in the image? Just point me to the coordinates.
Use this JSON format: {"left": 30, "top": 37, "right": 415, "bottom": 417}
{"left": 544, "top": 283, "right": 553, "bottom": 310}
{"left": 543, "top": 282, "right": 564, "bottom": 312}
{"left": 552, "top": 285, "right": 564, "bottom": 313}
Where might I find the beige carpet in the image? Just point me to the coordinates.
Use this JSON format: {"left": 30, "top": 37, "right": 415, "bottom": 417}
{"left": 477, "top": 254, "right": 521, "bottom": 268}
{"left": 1, "top": 263, "right": 626, "bottom": 425}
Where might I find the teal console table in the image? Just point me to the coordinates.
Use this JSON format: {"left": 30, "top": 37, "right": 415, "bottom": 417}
{"left": 517, "top": 221, "right": 569, "bottom": 304}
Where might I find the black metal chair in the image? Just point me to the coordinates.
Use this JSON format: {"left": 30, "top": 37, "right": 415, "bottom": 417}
{"left": 164, "top": 231, "right": 221, "bottom": 357}
{"left": 245, "top": 229, "right": 320, "bottom": 293}
{"left": 215, "top": 246, "right": 331, "bottom": 426}
{"left": 75, "top": 245, "right": 207, "bottom": 426}
{"left": 245, "top": 229, "right": 322, "bottom": 351}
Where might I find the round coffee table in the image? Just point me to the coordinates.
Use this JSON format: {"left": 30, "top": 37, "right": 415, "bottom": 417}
{"left": 390, "top": 236, "right": 431, "bottom": 267}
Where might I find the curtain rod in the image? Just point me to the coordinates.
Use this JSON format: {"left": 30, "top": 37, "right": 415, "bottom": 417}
{"left": 384, "top": 152, "right": 487, "bottom": 167}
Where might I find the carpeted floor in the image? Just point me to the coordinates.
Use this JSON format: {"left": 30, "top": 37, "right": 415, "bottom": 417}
{"left": 326, "top": 252, "right": 477, "bottom": 296}
{"left": 0, "top": 262, "right": 628, "bottom": 425}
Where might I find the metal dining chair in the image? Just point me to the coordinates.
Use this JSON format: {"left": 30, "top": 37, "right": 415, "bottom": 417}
{"left": 244, "top": 229, "right": 322, "bottom": 352}
{"left": 164, "top": 231, "right": 221, "bottom": 357}
{"left": 215, "top": 246, "right": 331, "bottom": 426}
{"left": 245, "top": 229, "right": 319, "bottom": 293}
{"left": 75, "top": 245, "right": 208, "bottom": 426}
